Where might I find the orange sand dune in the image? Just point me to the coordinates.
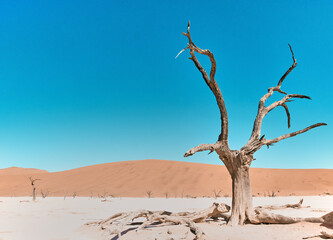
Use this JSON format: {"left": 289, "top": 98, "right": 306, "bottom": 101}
{"left": 0, "top": 167, "right": 48, "bottom": 175}
{"left": 0, "top": 159, "right": 332, "bottom": 197}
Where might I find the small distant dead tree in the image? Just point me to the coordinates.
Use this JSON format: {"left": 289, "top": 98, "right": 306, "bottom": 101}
{"left": 40, "top": 189, "right": 49, "bottom": 198}
{"left": 29, "top": 177, "right": 41, "bottom": 201}
{"left": 213, "top": 189, "right": 222, "bottom": 199}
{"left": 268, "top": 190, "right": 279, "bottom": 197}
{"left": 73, "top": 192, "right": 77, "bottom": 199}
{"left": 98, "top": 190, "right": 108, "bottom": 199}
{"left": 146, "top": 190, "right": 152, "bottom": 198}
{"left": 63, "top": 191, "right": 68, "bottom": 200}
{"left": 164, "top": 192, "right": 169, "bottom": 199}
{"left": 178, "top": 22, "right": 327, "bottom": 226}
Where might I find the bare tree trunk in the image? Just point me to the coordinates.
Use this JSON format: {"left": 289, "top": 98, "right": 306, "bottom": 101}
{"left": 29, "top": 177, "right": 40, "bottom": 202}
{"left": 32, "top": 186, "right": 36, "bottom": 201}
{"left": 228, "top": 156, "right": 253, "bottom": 226}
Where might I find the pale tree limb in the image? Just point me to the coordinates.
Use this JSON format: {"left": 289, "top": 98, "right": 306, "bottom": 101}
{"left": 266, "top": 94, "right": 311, "bottom": 113}
{"left": 242, "top": 44, "right": 327, "bottom": 155}
{"left": 184, "top": 143, "right": 221, "bottom": 157}
{"left": 175, "top": 46, "right": 190, "bottom": 59}
{"left": 180, "top": 21, "right": 229, "bottom": 143}
{"left": 247, "top": 44, "right": 298, "bottom": 141}
{"left": 257, "top": 199, "right": 309, "bottom": 210}
{"left": 85, "top": 202, "right": 333, "bottom": 239}
{"left": 263, "top": 123, "right": 327, "bottom": 147}
{"left": 251, "top": 208, "right": 324, "bottom": 224}
{"left": 86, "top": 203, "right": 230, "bottom": 239}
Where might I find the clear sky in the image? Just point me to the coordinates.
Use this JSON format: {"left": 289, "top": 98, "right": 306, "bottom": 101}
{"left": 0, "top": 0, "right": 332, "bottom": 172}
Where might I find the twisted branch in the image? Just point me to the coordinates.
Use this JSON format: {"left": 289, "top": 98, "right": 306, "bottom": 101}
{"left": 263, "top": 123, "right": 327, "bottom": 146}
{"left": 180, "top": 21, "right": 229, "bottom": 143}
{"left": 277, "top": 44, "right": 297, "bottom": 88}
{"left": 242, "top": 44, "right": 326, "bottom": 154}
{"left": 184, "top": 143, "right": 221, "bottom": 157}
{"left": 248, "top": 44, "right": 298, "bottom": 141}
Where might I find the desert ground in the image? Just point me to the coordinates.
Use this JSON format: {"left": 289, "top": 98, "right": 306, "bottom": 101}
{"left": 1, "top": 160, "right": 333, "bottom": 240}
{"left": 0, "top": 196, "right": 332, "bottom": 240}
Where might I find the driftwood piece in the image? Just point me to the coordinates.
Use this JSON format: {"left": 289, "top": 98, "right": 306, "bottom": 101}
{"left": 251, "top": 208, "right": 324, "bottom": 224}
{"left": 85, "top": 200, "right": 333, "bottom": 239}
{"left": 257, "top": 198, "right": 309, "bottom": 210}
{"left": 85, "top": 203, "right": 230, "bottom": 239}
{"left": 249, "top": 199, "right": 325, "bottom": 224}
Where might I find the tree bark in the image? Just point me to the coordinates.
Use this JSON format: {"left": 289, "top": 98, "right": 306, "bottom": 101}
{"left": 32, "top": 186, "right": 36, "bottom": 201}
{"left": 228, "top": 160, "right": 253, "bottom": 226}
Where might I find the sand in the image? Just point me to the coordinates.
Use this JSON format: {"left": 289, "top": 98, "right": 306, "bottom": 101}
{"left": 0, "top": 159, "right": 332, "bottom": 197}
{"left": 0, "top": 196, "right": 332, "bottom": 240}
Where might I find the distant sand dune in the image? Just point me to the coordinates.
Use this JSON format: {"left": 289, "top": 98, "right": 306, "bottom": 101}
{"left": 0, "top": 159, "right": 332, "bottom": 197}
{"left": 0, "top": 166, "right": 48, "bottom": 176}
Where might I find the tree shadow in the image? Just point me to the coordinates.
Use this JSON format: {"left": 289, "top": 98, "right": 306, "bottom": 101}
{"left": 110, "top": 227, "right": 137, "bottom": 240}
{"left": 109, "top": 222, "right": 169, "bottom": 240}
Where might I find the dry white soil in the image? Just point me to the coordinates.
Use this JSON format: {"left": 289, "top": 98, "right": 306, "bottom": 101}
{"left": 0, "top": 196, "right": 333, "bottom": 240}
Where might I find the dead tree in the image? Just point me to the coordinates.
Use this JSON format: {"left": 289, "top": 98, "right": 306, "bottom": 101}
{"left": 164, "top": 192, "right": 169, "bottom": 199}
{"left": 29, "top": 177, "right": 41, "bottom": 201}
{"left": 213, "top": 189, "right": 222, "bottom": 199}
{"left": 146, "top": 190, "right": 152, "bottom": 198}
{"left": 178, "top": 22, "right": 327, "bottom": 226}
{"left": 40, "top": 189, "right": 49, "bottom": 198}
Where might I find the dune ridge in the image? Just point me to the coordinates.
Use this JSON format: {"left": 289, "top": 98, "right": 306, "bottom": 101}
{"left": 0, "top": 159, "right": 332, "bottom": 197}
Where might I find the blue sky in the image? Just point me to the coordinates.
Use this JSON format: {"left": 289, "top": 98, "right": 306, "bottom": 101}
{"left": 0, "top": 0, "right": 332, "bottom": 171}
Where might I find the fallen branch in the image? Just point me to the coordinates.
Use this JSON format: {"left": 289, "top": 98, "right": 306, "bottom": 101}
{"left": 257, "top": 198, "right": 309, "bottom": 210}
{"left": 251, "top": 208, "right": 324, "bottom": 224}
{"left": 85, "top": 201, "right": 333, "bottom": 239}
{"left": 86, "top": 203, "right": 230, "bottom": 239}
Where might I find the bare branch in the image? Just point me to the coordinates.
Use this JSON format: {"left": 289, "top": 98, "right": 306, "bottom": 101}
{"left": 247, "top": 45, "right": 310, "bottom": 143}
{"left": 281, "top": 104, "right": 291, "bottom": 128}
{"left": 263, "top": 123, "right": 327, "bottom": 146}
{"left": 277, "top": 44, "right": 297, "bottom": 88}
{"left": 180, "top": 22, "right": 229, "bottom": 142}
{"left": 175, "top": 46, "right": 190, "bottom": 59}
{"left": 266, "top": 94, "right": 311, "bottom": 113}
{"left": 184, "top": 143, "right": 221, "bottom": 157}
{"left": 29, "top": 177, "right": 41, "bottom": 185}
